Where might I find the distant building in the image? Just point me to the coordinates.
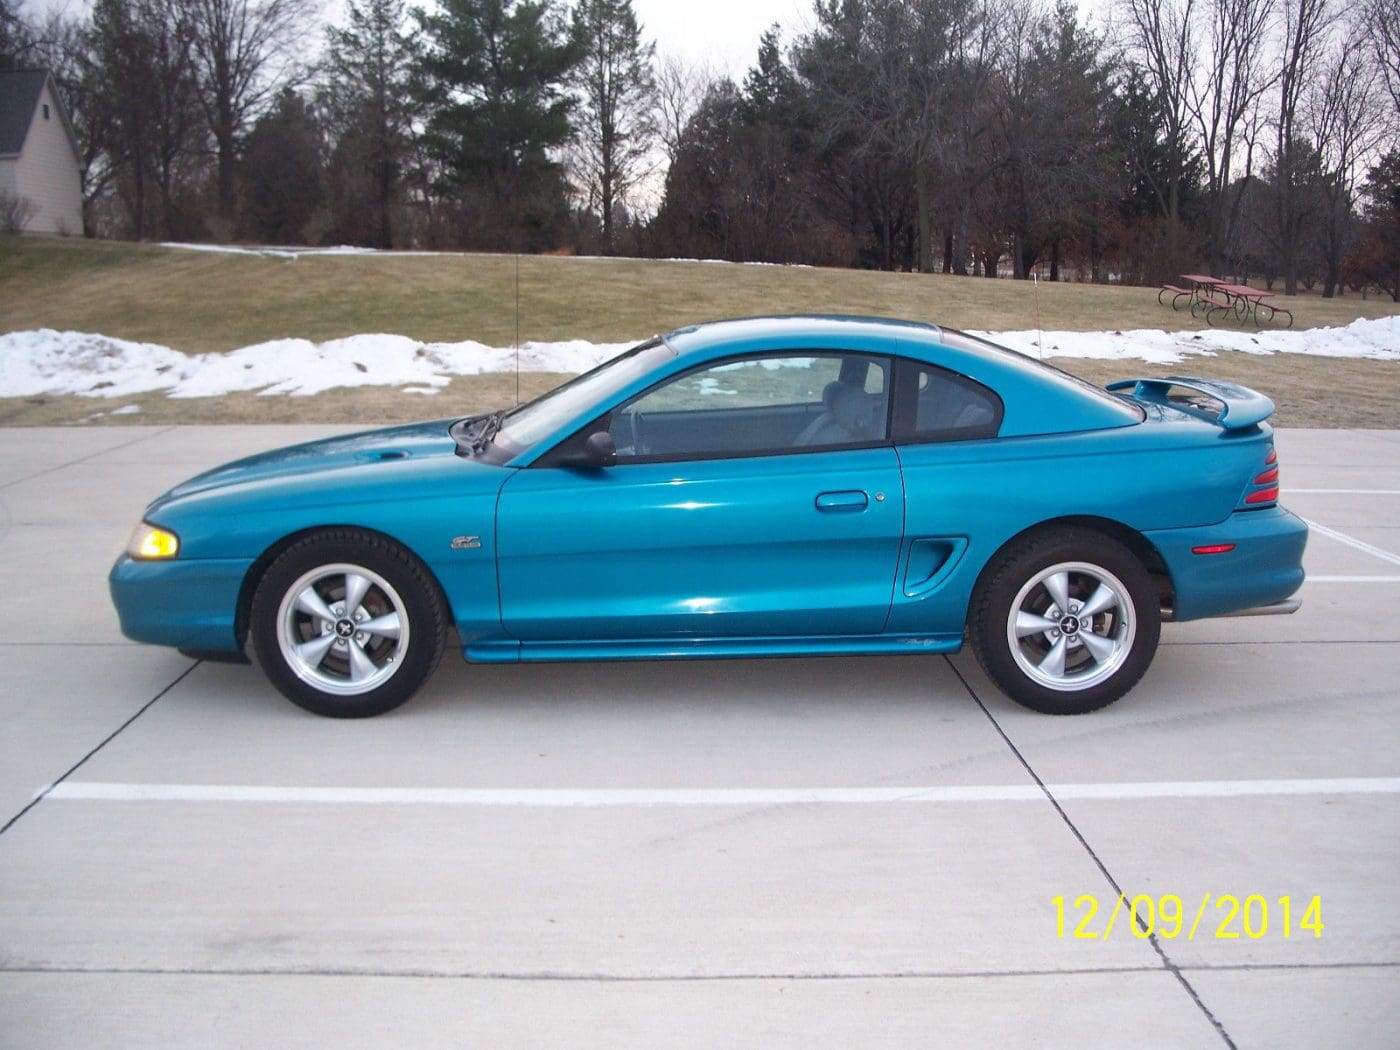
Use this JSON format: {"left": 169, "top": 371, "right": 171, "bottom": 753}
{"left": 0, "top": 69, "right": 83, "bottom": 235}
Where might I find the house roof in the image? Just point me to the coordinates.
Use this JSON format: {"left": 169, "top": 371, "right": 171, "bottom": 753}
{"left": 0, "top": 69, "right": 81, "bottom": 161}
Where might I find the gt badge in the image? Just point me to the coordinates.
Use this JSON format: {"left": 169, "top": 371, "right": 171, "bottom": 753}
{"left": 450, "top": 535, "right": 481, "bottom": 550}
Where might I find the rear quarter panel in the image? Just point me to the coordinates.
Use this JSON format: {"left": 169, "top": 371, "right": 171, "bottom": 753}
{"left": 887, "top": 413, "right": 1273, "bottom": 635}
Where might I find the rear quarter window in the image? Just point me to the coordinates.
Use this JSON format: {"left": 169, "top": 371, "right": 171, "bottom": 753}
{"left": 893, "top": 359, "right": 1003, "bottom": 443}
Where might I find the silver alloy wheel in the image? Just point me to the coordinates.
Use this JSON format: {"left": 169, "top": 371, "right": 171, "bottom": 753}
{"left": 1005, "top": 560, "right": 1136, "bottom": 693}
{"left": 275, "top": 562, "right": 410, "bottom": 696}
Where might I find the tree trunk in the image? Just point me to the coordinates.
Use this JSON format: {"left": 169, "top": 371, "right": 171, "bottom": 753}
{"left": 215, "top": 126, "right": 237, "bottom": 229}
{"left": 132, "top": 164, "right": 147, "bottom": 240}
{"left": 915, "top": 172, "right": 932, "bottom": 273}
{"left": 952, "top": 195, "right": 971, "bottom": 276}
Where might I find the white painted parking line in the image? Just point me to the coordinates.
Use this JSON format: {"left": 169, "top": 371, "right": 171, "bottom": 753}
{"left": 43, "top": 778, "right": 1400, "bottom": 807}
{"left": 1291, "top": 489, "right": 1400, "bottom": 495}
{"left": 1302, "top": 520, "right": 1400, "bottom": 567}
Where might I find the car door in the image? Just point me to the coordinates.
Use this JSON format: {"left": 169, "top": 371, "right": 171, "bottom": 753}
{"left": 495, "top": 351, "right": 906, "bottom": 642}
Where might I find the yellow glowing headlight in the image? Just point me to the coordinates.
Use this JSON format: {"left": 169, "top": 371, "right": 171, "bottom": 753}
{"left": 127, "top": 522, "right": 180, "bottom": 560}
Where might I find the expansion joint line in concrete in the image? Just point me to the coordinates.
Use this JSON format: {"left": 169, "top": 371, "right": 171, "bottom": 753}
{"left": 945, "top": 656, "right": 1239, "bottom": 1050}
{"left": 0, "top": 660, "right": 201, "bottom": 839}
{"left": 0, "top": 427, "right": 180, "bottom": 493}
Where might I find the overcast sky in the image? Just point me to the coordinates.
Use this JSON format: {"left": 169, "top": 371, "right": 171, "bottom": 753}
{"left": 28, "top": 0, "right": 1115, "bottom": 81}
{"left": 26, "top": 0, "right": 813, "bottom": 76}
{"left": 631, "top": 0, "right": 814, "bottom": 78}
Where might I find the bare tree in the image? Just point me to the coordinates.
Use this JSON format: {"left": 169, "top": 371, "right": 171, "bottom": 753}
{"left": 653, "top": 52, "right": 710, "bottom": 169}
{"left": 188, "top": 0, "right": 317, "bottom": 231}
{"left": 570, "top": 0, "right": 656, "bottom": 253}
{"left": 1119, "top": 0, "right": 1198, "bottom": 261}
{"left": 1270, "top": 0, "right": 1337, "bottom": 293}
{"left": 1185, "top": 0, "right": 1278, "bottom": 274}
{"left": 1364, "top": 0, "right": 1400, "bottom": 118}
{"left": 144, "top": 1, "right": 203, "bottom": 238}
{"left": 1309, "top": 20, "right": 1388, "bottom": 295}
{"left": 0, "top": 0, "right": 34, "bottom": 68}
{"left": 320, "top": 0, "right": 419, "bottom": 248}
{"left": 823, "top": 0, "right": 979, "bottom": 272}
{"left": 86, "top": 0, "right": 201, "bottom": 239}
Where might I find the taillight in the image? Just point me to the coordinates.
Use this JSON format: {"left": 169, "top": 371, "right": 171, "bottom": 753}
{"left": 1239, "top": 444, "right": 1280, "bottom": 509}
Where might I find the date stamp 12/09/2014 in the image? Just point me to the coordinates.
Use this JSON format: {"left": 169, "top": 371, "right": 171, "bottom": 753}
{"left": 1053, "top": 894, "right": 1324, "bottom": 941}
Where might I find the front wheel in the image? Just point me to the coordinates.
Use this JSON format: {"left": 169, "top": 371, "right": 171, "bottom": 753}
{"left": 249, "top": 529, "right": 446, "bottom": 717}
{"left": 969, "top": 528, "right": 1160, "bottom": 714}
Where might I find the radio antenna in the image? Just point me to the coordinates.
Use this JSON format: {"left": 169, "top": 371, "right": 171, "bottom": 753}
{"left": 1033, "top": 270, "right": 1044, "bottom": 361}
{"left": 514, "top": 253, "right": 521, "bottom": 407}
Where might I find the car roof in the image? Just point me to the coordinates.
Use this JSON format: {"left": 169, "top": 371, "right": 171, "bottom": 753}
{"left": 664, "top": 315, "right": 943, "bottom": 356}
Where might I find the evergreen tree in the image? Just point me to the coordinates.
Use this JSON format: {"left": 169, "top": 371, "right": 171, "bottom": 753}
{"left": 321, "top": 0, "right": 418, "bottom": 247}
{"left": 416, "top": 0, "right": 581, "bottom": 250}
{"left": 740, "top": 25, "right": 794, "bottom": 125}
{"left": 243, "top": 87, "right": 325, "bottom": 243}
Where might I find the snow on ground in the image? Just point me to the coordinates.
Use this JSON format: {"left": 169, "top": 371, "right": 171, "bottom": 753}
{"left": 0, "top": 317, "right": 1395, "bottom": 400}
{"left": 159, "top": 242, "right": 461, "bottom": 260}
{"left": 159, "top": 242, "right": 814, "bottom": 266}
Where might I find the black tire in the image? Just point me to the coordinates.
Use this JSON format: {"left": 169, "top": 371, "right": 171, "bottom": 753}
{"left": 969, "top": 527, "right": 1160, "bottom": 715}
{"left": 249, "top": 529, "right": 446, "bottom": 717}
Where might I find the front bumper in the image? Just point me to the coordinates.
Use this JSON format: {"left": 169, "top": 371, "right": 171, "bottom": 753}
{"left": 1147, "top": 505, "right": 1308, "bottom": 622}
{"left": 109, "top": 554, "right": 250, "bottom": 652}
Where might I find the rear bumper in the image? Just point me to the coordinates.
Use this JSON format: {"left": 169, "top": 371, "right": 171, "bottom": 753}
{"left": 109, "top": 555, "right": 249, "bottom": 651}
{"left": 1147, "top": 506, "right": 1308, "bottom": 622}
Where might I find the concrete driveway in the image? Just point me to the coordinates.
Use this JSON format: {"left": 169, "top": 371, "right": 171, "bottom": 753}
{"left": 0, "top": 425, "right": 1396, "bottom": 1049}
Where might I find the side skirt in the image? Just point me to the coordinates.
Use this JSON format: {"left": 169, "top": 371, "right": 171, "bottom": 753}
{"left": 464, "top": 634, "right": 963, "bottom": 664}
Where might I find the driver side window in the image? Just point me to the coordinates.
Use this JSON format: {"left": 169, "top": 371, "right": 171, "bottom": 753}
{"left": 608, "top": 353, "right": 890, "bottom": 462}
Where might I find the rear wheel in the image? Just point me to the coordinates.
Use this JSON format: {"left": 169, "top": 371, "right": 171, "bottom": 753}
{"left": 970, "top": 527, "right": 1160, "bottom": 714}
{"left": 249, "top": 530, "right": 446, "bottom": 717}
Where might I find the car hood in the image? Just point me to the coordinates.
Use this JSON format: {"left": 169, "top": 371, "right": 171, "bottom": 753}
{"left": 159, "top": 420, "right": 467, "bottom": 502}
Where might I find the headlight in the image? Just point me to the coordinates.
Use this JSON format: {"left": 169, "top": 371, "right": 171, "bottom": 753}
{"left": 127, "top": 521, "right": 180, "bottom": 560}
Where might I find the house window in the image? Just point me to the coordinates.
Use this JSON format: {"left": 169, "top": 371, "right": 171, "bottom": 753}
{"left": 42, "top": 104, "right": 51, "bottom": 120}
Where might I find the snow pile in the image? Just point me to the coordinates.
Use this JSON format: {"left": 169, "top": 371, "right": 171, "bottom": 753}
{"left": 160, "top": 242, "right": 462, "bottom": 260}
{"left": 973, "top": 316, "right": 1400, "bottom": 365}
{"left": 0, "top": 330, "right": 631, "bottom": 399}
{"left": 160, "top": 243, "right": 811, "bottom": 265}
{"left": 0, "top": 317, "right": 1394, "bottom": 400}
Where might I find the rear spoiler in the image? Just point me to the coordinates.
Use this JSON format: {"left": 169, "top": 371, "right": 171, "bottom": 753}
{"left": 1105, "top": 376, "right": 1275, "bottom": 430}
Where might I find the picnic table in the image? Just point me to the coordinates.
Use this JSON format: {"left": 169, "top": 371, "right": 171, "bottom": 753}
{"left": 1158, "top": 274, "right": 1293, "bottom": 328}
{"left": 1212, "top": 283, "right": 1284, "bottom": 326}
{"left": 1158, "top": 273, "right": 1219, "bottom": 310}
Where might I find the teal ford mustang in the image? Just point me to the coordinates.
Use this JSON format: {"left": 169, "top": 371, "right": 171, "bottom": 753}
{"left": 110, "top": 316, "right": 1307, "bottom": 718}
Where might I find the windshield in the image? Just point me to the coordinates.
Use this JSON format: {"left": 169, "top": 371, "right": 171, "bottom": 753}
{"left": 495, "top": 337, "right": 675, "bottom": 450}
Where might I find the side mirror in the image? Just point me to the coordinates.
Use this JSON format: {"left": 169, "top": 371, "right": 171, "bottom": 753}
{"left": 555, "top": 430, "right": 617, "bottom": 468}
{"left": 582, "top": 430, "right": 617, "bottom": 466}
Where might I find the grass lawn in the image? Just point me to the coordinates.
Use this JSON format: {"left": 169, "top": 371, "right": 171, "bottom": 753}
{"left": 1, "top": 236, "right": 1396, "bottom": 427}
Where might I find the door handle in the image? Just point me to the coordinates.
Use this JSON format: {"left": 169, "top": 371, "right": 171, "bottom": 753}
{"left": 815, "top": 490, "right": 869, "bottom": 511}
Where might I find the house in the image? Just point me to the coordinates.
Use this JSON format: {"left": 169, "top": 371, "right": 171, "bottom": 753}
{"left": 0, "top": 69, "right": 83, "bottom": 235}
